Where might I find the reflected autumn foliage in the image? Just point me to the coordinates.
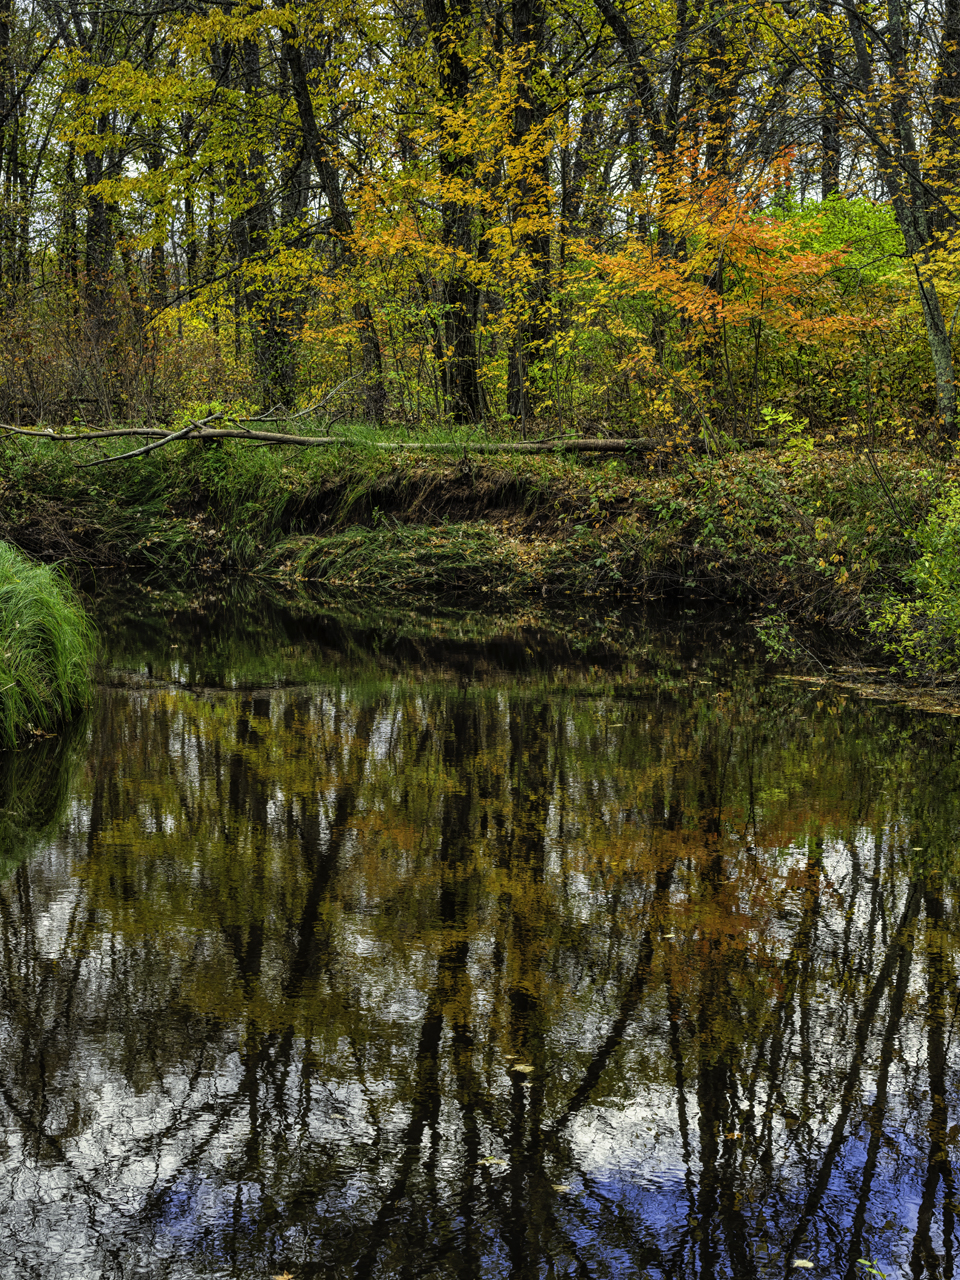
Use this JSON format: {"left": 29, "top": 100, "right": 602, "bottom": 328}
{"left": 0, "top": 626, "right": 959, "bottom": 1278}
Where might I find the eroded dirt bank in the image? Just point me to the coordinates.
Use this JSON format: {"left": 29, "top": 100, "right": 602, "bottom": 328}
{"left": 0, "top": 434, "right": 943, "bottom": 665}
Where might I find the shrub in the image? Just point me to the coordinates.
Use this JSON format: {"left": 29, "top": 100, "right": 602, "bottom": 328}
{"left": 869, "top": 483, "right": 960, "bottom": 677}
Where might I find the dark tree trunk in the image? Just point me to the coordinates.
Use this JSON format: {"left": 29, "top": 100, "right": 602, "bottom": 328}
{"left": 840, "top": 0, "right": 958, "bottom": 443}
{"left": 423, "top": 0, "right": 482, "bottom": 423}
{"left": 931, "top": 0, "right": 960, "bottom": 236}
{"left": 819, "top": 2, "right": 840, "bottom": 199}
{"left": 233, "top": 36, "right": 298, "bottom": 407}
{"left": 507, "top": 0, "right": 551, "bottom": 423}
{"left": 280, "top": 29, "right": 386, "bottom": 422}
{"left": 147, "top": 142, "right": 167, "bottom": 315}
{"left": 82, "top": 113, "right": 118, "bottom": 342}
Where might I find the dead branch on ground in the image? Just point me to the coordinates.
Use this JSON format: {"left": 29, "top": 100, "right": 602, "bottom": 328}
{"left": 0, "top": 419, "right": 692, "bottom": 463}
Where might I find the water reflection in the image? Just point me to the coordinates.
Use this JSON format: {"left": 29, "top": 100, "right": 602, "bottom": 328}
{"left": 1, "top": 605, "right": 959, "bottom": 1279}
{"left": 0, "top": 717, "right": 84, "bottom": 881}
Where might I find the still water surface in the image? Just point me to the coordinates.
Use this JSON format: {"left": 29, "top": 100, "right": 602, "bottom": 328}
{"left": 1, "top": 594, "right": 959, "bottom": 1279}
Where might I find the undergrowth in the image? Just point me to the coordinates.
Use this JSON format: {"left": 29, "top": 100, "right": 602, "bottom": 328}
{"left": 867, "top": 480, "right": 960, "bottom": 677}
{"left": 0, "top": 541, "right": 97, "bottom": 747}
{"left": 0, "top": 425, "right": 952, "bottom": 674}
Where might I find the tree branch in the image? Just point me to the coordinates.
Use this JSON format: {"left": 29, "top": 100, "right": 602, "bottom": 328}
{"left": 0, "top": 420, "right": 690, "bottom": 459}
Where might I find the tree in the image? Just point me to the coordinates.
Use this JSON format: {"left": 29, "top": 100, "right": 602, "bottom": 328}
{"left": 763, "top": 0, "right": 960, "bottom": 443}
{"left": 421, "top": 0, "right": 483, "bottom": 422}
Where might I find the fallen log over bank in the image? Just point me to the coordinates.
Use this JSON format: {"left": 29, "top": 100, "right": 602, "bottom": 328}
{"left": 0, "top": 420, "right": 723, "bottom": 465}
{"left": 1, "top": 422, "right": 662, "bottom": 456}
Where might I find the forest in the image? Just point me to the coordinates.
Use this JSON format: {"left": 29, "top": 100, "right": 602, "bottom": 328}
{"left": 5, "top": 3, "right": 960, "bottom": 1264}
{"left": 0, "top": 0, "right": 957, "bottom": 443}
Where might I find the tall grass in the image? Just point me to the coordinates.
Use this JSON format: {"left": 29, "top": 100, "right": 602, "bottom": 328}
{"left": 0, "top": 542, "right": 96, "bottom": 747}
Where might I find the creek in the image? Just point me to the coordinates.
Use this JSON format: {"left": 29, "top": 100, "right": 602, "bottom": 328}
{"left": 1, "top": 589, "right": 958, "bottom": 1279}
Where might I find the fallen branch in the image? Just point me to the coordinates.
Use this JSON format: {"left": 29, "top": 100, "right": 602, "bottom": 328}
{"left": 0, "top": 403, "right": 310, "bottom": 446}
{"left": 75, "top": 418, "right": 211, "bottom": 466}
{"left": 187, "top": 431, "right": 661, "bottom": 454}
{"left": 0, "top": 420, "right": 683, "bottom": 461}
{"left": 1, "top": 424, "right": 170, "bottom": 441}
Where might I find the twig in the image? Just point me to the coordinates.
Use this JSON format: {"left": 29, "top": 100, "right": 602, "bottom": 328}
{"left": 75, "top": 418, "right": 214, "bottom": 467}
{"left": 859, "top": 443, "right": 912, "bottom": 535}
{"left": 284, "top": 399, "right": 324, "bottom": 420}
{"left": 319, "top": 374, "right": 361, "bottom": 409}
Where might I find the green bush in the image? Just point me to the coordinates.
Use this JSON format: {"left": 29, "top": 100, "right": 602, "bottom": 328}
{"left": 0, "top": 542, "right": 96, "bottom": 747}
{"left": 869, "top": 484, "right": 960, "bottom": 676}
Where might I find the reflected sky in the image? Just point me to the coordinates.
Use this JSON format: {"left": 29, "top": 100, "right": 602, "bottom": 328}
{"left": 1, "top": 601, "right": 958, "bottom": 1279}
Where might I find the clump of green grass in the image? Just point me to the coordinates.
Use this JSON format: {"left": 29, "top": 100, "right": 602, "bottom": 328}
{"left": 0, "top": 541, "right": 96, "bottom": 747}
{"left": 265, "top": 521, "right": 531, "bottom": 595}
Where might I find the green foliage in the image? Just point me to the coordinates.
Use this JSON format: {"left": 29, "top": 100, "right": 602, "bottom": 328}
{"left": 0, "top": 427, "right": 947, "bottom": 666}
{"left": 869, "top": 481, "right": 960, "bottom": 676}
{"left": 753, "top": 607, "right": 800, "bottom": 661}
{"left": 759, "top": 406, "right": 814, "bottom": 452}
{"left": 772, "top": 195, "right": 906, "bottom": 285}
{"left": 0, "top": 541, "right": 96, "bottom": 748}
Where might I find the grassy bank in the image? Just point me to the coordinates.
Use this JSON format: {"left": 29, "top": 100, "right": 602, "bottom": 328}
{"left": 0, "top": 422, "right": 951, "bottom": 671}
{"left": 0, "top": 541, "right": 96, "bottom": 747}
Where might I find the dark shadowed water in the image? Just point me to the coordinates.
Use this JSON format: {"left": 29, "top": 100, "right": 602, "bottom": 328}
{"left": 1, "top": 589, "right": 959, "bottom": 1280}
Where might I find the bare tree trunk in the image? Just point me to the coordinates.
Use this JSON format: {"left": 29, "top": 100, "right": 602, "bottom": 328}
{"left": 82, "top": 113, "right": 118, "bottom": 344}
{"left": 507, "top": 0, "right": 551, "bottom": 423}
{"left": 280, "top": 30, "right": 386, "bottom": 422}
{"left": 424, "top": 0, "right": 483, "bottom": 423}
{"left": 818, "top": 2, "right": 840, "bottom": 199}
{"left": 842, "top": 0, "right": 958, "bottom": 443}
